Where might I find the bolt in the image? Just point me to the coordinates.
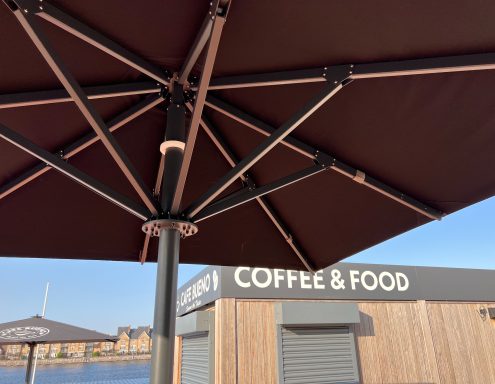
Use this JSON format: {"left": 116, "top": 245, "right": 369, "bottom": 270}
{"left": 334, "top": 81, "right": 338, "bottom": 84}
{"left": 39, "top": 6, "right": 43, "bottom": 10}
{"left": 24, "top": 9, "right": 28, "bottom": 13}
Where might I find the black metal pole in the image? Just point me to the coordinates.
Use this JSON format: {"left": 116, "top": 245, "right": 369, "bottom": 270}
{"left": 149, "top": 83, "right": 187, "bottom": 384}
{"left": 150, "top": 228, "right": 180, "bottom": 384}
{"left": 25, "top": 344, "right": 35, "bottom": 384}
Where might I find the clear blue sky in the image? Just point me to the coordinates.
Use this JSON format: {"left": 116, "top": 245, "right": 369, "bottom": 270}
{"left": 0, "top": 197, "right": 493, "bottom": 334}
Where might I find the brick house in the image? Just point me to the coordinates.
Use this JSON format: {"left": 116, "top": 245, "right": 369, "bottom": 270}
{"left": 116, "top": 325, "right": 152, "bottom": 354}
{"left": 115, "top": 326, "right": 131, "bottom": 354}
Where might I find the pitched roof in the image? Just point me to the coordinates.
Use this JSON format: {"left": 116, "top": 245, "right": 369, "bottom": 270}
{"left": 117, "top": 326, "right": 131, "bottom": 337}
{"left": 129, "top": 326, "right": 151, "bottom": 340}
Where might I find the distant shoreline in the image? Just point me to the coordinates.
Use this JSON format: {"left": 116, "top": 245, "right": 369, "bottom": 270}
{"left": 0, "top": 354, "right": 151, "bottom": 367}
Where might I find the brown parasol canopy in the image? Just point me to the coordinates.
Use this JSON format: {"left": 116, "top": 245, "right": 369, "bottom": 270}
{"left": 1, "top": 1, "right": 494, "bottom": 383}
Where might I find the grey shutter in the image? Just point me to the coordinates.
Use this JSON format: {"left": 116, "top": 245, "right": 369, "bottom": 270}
{"left": 280, "top": 326, "right": 359, "bottom": 384}
{"left": 181, "top": 332, "right": 210, "bottom": 384}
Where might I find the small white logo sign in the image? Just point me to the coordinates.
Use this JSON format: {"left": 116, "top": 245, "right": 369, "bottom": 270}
{"left": 0, "top": 326, "right": 50, "bottom": 340}
{"left": 213, "top": 270, "right": 219, "bottom": 291}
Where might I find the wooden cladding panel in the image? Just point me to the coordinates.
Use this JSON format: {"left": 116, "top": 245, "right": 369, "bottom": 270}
{"left": 236, "top": 301, "right": 278, "bottom": 384}
{"left": 173, "top": 336, "right": 182, "bottom": 384}
{"left": 183, "top": 299, "right": 495, "bottom": 384}
{"left": 427, "top": 302, "right": 495, "bottom": 383}
{"left": 353, "top": 302, "right": 437, "bottom": 384}
{"left": 215, "top": 298, "right": 237, "bottom": 384}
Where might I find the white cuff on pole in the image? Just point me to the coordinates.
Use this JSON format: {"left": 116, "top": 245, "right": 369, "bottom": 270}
{"left": 160, "top": 140, "right": 185, "bottom": 155}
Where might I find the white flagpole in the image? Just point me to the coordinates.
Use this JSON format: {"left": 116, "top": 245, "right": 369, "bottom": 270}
{"left": 30, "top": 282, "right": 49, "bottom": 384}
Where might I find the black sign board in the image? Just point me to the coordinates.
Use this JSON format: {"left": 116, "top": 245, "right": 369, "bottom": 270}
{"left": 176, "top": 263, "right": 495, "bottom": 316}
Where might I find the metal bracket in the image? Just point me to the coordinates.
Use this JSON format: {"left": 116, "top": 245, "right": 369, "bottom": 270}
{"left": 323, "top": 65, "right": 353, "bottom": 86}
{"left": 142, "top": 219, "right": 198, "bottom": 239}
{"left": 314, "top": 150, "right": 335, "bottom": 169}
{"left": 243, "top": 174, "right": 256, "bottom": 190}
{"left": 8, "top": 0, "right": 40, "bottom": 14}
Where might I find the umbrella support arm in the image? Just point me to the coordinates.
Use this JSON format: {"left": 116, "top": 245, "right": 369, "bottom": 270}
{"left": 194, "top": 165, "right": 325, "bottom": 222}
{"left": 185, "top": 75, "right": 347, "bottom": 218}
{"left": 194, "top": 111, "right": 316, "bottom": 272}
{"left": 9, "top": 0, "right": 170, "bottom": 85}
{"left": 0, "top": 82, "right": 161, "bottom": 110}
{"left": 10, "top": 5, "right": 162, "bottom": 216}
{"left": 170, "top": 4, "right": 229, "bottom": 215}
{"left": 0, "top": 122, "right": 151, "bottom": 220}
{"left": 0, "top": 94, "right": 164, "bottom": 203}
{"left": 205, "top": 95, "right": 444, "bottom": 221}
{"left": 207, "top": 52, "right": 495, "bottom": 90}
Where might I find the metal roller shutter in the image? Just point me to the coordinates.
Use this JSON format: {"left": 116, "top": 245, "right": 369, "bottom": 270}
{"left": 280, "top": 326, "right": 359, "bottom": 384}
{"left": 180, "top": 332, "right": 210, "bottom": 384}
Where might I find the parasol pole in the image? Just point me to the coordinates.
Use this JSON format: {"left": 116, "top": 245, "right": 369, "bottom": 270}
{"left": 147, "top": 81, "right": 186, "bottom": 384}
{"left": 29, "top": 282, "right": 49, "bottom": 384}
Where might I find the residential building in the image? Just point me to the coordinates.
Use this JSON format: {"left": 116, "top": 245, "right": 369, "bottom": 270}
{"left": 115, "top": 325, "right": 152, "bottom": 354}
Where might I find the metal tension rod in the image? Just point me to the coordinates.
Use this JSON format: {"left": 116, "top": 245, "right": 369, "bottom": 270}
{"left": 194, "top": 165, "right": 325, "bottom": 222}
{"left": 12, "top": 8, "right": 161, "bottom": 216}
{"left": 186, "top": 77, "right": 346, "bottom": 218}
{"left": 10, "top": 0, "right": 170, "bottom": 85}
{"left": 0, "top": 81, "right": 160, "bottom": 109}
{"left": 0, "top": 94, "right": 164, "bottom": 202}
{"left": 206, "top": 52, "right": 495, "bottom": 90}
{"left": 0, "top": 122, "right": 150, "bottom": 220}
{"left": 170, "top": 2, "right": 230, "bottom": 214}
{"left": 206, "top": 94, "right": 443, "bottom": 220}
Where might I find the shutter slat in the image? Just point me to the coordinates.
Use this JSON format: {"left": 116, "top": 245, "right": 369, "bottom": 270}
{"left": 181, "top": 332, "right": 209, "bottom": 384}
{"left": 280, "top": 326, "right": 359, "bottom": 384}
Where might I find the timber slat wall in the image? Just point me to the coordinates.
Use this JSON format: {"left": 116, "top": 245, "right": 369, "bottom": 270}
{"left": 352, "top": 302, "right": 437, "bottom": 383}
{"left": 236, "top": 301, "right": 278, "bottom": 384}
{"left": 215, "top": 298, "right": 237, "bottom": 384}
{"left": 186, "top": 299, "right": 495, "bottom": 383}
{"left": 427, "top": 303, "right": 495, "bottom": 383}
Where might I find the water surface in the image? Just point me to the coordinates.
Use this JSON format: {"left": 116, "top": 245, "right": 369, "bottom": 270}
{"left": 0, "top": 360, "right": 150, "bottom": 384}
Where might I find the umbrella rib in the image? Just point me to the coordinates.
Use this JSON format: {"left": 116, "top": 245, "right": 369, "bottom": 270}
{"left": 0, "top": 122, "right": 150, "bottom": 221}
{"left": 0, "top": 94, "right": 164, "bottom": 202}
{"left": 206, "top": 51, "right": 495, "bottom": 90}
{"left": 185, "top": 80, "right": 345, "bottom": 218}
{"left": 177, "top": 0, "right": 221, "bottom": 84}
{"left": 206, "top": 67, "right": 327, "bottom": 90}
{"left": 170, "top": 6, "right": 229, "bottom": 215}
{"left": 189, "top": 104, "right": 316, "bottom": 272}
{"left": 12, "top": 8, "right": 161, "bottom": 216}
{"left": 12, "top": 0, "right": 170, "bottom": 85}
{"left": 0, "top": 82, "right": 161, "bottom": 110}
{"left": 205, "top": 95, "right": 444, "bottom": 221}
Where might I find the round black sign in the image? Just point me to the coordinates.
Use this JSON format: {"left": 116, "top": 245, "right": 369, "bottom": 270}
{"left": 0, "top": 326, "right": 50, "bottom": 340}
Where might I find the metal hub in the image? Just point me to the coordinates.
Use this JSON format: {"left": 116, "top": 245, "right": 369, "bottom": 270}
{"left": 142, "top": 219, "right": 198, "bottom": 238}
